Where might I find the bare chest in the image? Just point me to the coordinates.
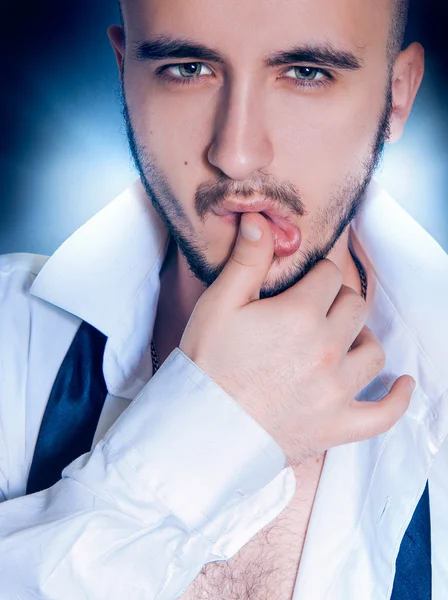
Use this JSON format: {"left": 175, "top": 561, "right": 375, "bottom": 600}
{"left": 179, "top": 455, "right": 325, "bottom": 600}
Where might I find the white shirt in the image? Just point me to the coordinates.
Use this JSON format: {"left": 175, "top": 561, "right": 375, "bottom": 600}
{"left": 0, "top": 178, "right": 446, "bottom": 600}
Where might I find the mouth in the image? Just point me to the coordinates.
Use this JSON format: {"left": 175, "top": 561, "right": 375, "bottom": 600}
{"left": 212, "top": 200, "right": 302, "bottom": 258}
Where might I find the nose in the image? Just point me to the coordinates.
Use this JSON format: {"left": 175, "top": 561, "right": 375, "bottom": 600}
{"left": 207, "top": 76, "right": 274, "bottom": 181}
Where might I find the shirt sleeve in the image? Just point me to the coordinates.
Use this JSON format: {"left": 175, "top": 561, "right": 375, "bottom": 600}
{"left": 0, "top": 348, "right": 296, "bottom": 600}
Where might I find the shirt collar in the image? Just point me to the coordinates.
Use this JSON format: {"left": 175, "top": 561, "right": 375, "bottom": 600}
{"left": 30, "top": 178, "right": 448, "bottom": 404}
{"left": 351, "top": 179, "right": 448, "bottom": 401}
{"left": 30, "top": 179, "right": 170, "bottom": 398}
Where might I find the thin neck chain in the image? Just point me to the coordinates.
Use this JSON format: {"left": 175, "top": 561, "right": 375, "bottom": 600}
{"left": 150, "top": 251, "right": 367, "bottom": 375}
{"left": 150, "top": 336, "right": 160, "bottom": 375}
{"left": 350, "top": 248, "right": 368, "bottom": 302}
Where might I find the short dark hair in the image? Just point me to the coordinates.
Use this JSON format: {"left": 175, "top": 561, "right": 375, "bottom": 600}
{"left": 389, "top": 0, "right": 410, "bottom": 62}
{"left": 117, "top": 0, "right": 409, "bottom": 62}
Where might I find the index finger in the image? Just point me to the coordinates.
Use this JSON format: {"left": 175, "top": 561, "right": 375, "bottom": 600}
{"left": 272, "top": 258, "right": 343, "bottom": 314}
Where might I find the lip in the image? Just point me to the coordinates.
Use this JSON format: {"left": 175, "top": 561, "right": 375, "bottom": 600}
{"left": 212, "top": 198, "right": 293, "bottom": 222}
{"left": 212, "top": 198, "right": 302, "bottom": 258}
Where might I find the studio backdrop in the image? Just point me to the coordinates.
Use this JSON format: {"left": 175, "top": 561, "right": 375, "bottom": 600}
{"left": 1, "top": 0, "right": 447, "bottom": 255}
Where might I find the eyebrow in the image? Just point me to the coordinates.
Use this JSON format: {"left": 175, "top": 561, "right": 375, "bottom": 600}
{"left": 133, "top": 36, "right": 364, "bottom": 71}
{"left": 266, "top": 44, "right": 363, "bottom": 70}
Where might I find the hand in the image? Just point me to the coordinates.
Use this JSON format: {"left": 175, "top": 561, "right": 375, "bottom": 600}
{"left": 179, "top": 213, "right": 415, "bottom": 466}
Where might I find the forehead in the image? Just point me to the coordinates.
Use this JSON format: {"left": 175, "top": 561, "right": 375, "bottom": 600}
{"left": 123, "top": 0, "right": 391, "bottom": 60}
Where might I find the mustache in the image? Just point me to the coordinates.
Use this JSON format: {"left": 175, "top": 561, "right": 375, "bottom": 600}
{"left": 195, "top": 172, "right": 308, "bottom": 220}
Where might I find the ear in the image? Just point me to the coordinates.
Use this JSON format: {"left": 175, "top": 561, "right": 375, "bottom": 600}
{"left": 107, "top": 25, "right": 126, "bottom": 78}
{"left": 388, "top": 42, "right": 425, "bottom": 143}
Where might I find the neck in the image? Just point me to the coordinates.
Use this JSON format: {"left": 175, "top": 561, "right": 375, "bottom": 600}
{"left": 152, "top": 236, "right": 207, "bottom": 365}
{"left": 152, "top": 227, "right": 364, "bottom": 365}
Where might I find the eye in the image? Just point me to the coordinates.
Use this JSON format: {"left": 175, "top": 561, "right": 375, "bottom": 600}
{"left": 285, "top": 66, "right": 326, "bottom": 82}
{"left": 164, "top": 62, "right": 213, "bottom": 79}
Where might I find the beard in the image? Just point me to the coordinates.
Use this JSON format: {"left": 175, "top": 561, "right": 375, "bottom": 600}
{"left": 120, "top": 79, "right": 392, "bottom": 300}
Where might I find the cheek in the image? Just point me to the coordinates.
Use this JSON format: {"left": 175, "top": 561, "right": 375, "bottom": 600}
{"left": 126, "top": 69, "right": 215, "bottom": 191}
{"left": 268, "top": 86, "right": 384, "bottom": 198}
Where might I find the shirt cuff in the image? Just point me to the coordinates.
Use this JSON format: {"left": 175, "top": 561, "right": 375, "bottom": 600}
{"left": 83, "top": 348, "right": 289, "bottom": 540}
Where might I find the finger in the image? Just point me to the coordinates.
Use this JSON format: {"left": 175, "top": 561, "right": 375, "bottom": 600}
{"left": 326, "top": 287, "right": 368, "bottom": 352}
{"left": 343, "top": 375, "right": 416, "bottom": 443}
{"left": 209, "top": 212, "right": 274, "bottom": 306}
{"left": 272, "top": 258, "right": 344, "bottom": 315}
{"left": 348, "top": 323, "right": 374, "bottom": 352}
{"left": 340, "top": 326, "right": 386, "bottom": 394}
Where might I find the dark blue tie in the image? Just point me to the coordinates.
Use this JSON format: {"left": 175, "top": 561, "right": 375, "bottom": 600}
{"left": 25, "top": 322, "right": 432, "bottom": 599}
{"left": 26, "top": 321, "right": 108, "bottom": 495}
{"left": 391, "top": 481, "right": 432, "bottom": 599}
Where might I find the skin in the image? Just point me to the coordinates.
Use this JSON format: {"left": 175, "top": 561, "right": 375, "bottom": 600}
{"left": 108, "top": 0, "right": 424, "bottom": 366}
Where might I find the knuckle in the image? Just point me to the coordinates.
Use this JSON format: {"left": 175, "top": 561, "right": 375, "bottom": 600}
{"left": 231, "top": 251, "right": 256, "bottom": 268}
{"left": 341, "top": 283, "right": 365, "bottom": 301}
{"left": 320, "top": 346, "right": 340, "bottom": 368}
{"left": 322, "top": 257, "right": 342, "bottom": 279}
{"left": 372, "top": 345, "right": 387, "bottom": 372}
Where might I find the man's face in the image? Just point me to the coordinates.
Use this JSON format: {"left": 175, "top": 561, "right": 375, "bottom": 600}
{"left": 119, "top": 0, "right": 394, "bottom": 298}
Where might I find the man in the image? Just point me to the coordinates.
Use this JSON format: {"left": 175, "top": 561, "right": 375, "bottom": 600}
{"left": 0, "top": 0, "right": 446, "bottom": 598}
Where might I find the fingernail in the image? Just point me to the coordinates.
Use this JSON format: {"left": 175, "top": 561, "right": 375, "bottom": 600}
{"left": 241, "top": 216, "right": 262, "bottom": 241}
{"left": 409, "top": 379, "right": 417, "bottom": 392}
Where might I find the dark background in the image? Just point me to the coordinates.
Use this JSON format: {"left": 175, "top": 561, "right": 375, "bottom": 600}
{"left": 1, "top": 0, "right": 447, "bottom": 256}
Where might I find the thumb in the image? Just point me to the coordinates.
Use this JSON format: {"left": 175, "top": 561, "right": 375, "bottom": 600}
{"left": 213, "top": 212, "right": 275, "bottom": 305}
{"left": 348, "top": 375, "right": 416, "bottom": 443}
